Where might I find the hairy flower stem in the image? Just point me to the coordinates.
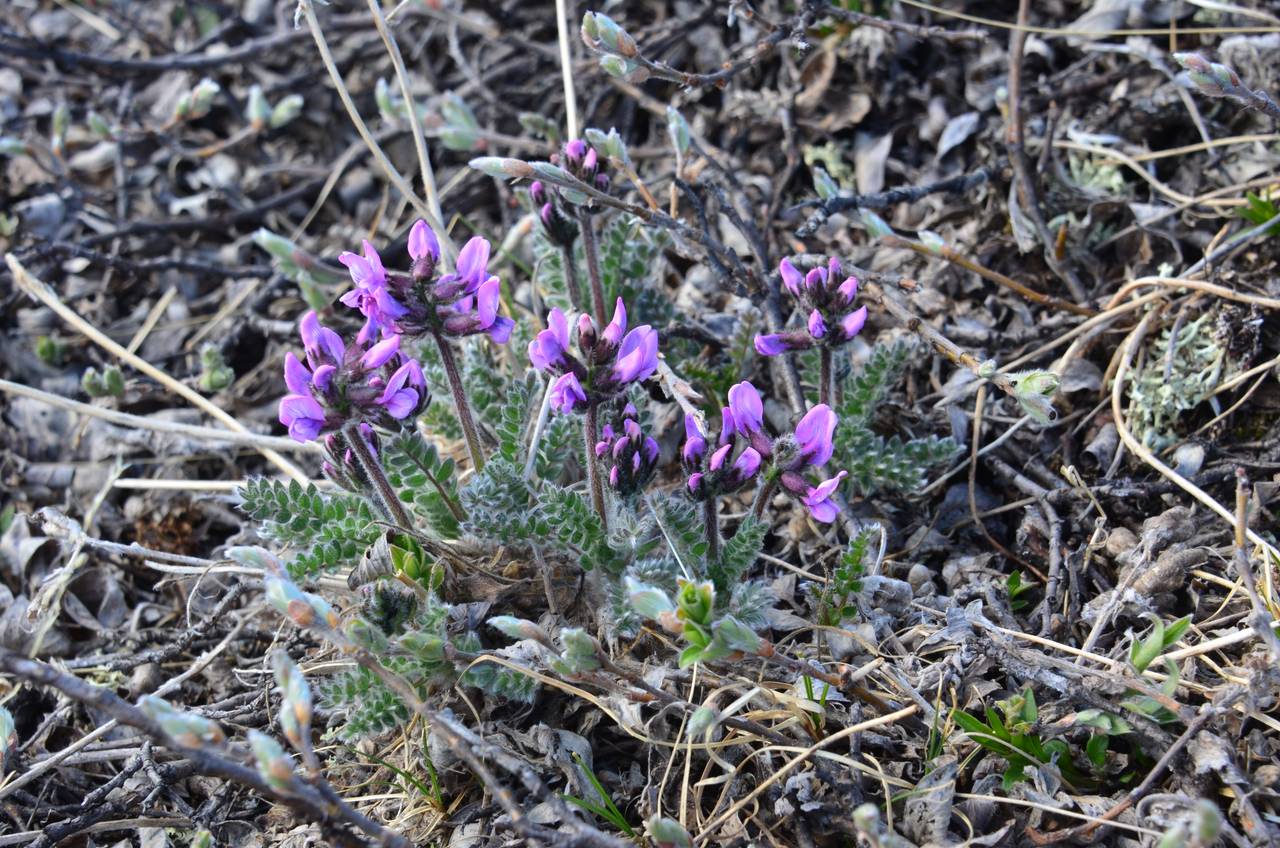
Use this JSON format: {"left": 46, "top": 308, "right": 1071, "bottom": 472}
{"left": 558, "top": 242, "right": 586, "bottom": 314}
{"left": 751, "top": 474, "right": 779, "bottom": 520}
{"left": 703, "top": 497, "right": 721, "bottom": 565}
{"left": 576, "top": 210, "right": 608, "bottom": 326}
{"left": 431, "top": 331, "right": 485, "bottom": 473}
{"left": 819, "top": 347, "right": 832, "bottom": 408}
{"left": 584, "top": 405, "right": 609, "bottom": 532}
{"left": 343, "top": 422, "right": 413, "bottom": 530}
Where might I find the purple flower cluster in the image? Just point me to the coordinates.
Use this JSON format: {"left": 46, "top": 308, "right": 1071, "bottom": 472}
{"left": 278, "top": 311, "right": 428, "bottom": 442}
{"left": 595, "top": 404, "right": 660, "bottom": 496}
{"left": 528, "top": 297, "right": 659, "bottom": 414}
{"left": 681, "top": 382, "right": 767, "bottom": 499}
{"left": 558, "top": 138, "right": 610, "bottom": 195}
{"left": 680, "top": 381, "right": 846, "bottom": 523}
{"left": 530, "top": 180, "right": 578, "bottom": 247}
{"left": 338, "top": 219, "right": 514, "bottom": 346}
{"left": 755, "top": 257, "right": 868, "bottom": 356}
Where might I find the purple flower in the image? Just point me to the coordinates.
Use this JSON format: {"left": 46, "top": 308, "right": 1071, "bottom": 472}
{"left": 727, "top": 381, "right": 763, "bottom": 435}
{"left": 360, "top": 334, "right": 401, "bottom": 370}
{"left": 611, "top": 325, "right": 658, "bottom": 385}
{"left": 300, "top": 311, "right": 344, "bottom": 367}
{"left": 766, "top": 256, "right": 869, "bottom": 352}
{"left": 602, "top": 298, "right": 627, "bottom": 348}
{"left": 529, "top": 308, "right": 570, "bottom": 371}
{"left": 682, "top": 414, "right": 706, "bottom": 465}
{"left": 754, "top": 334, "right": 789, "bottom": 357}
{"left": 279, "top": 394, "right": 326, "bottom": 442}
{"left": 708, "top": 443, "right": 732, "bottom": 472}
{"left": 808, "top": 309, "right": 826, "bottom": 339}
{"left": 339, "top": 240, "right": 407, "bottom": 338}
{"left": 838, "top": 275, "right": 859, "bottom": 304}
{"left": 840, "top": 306, "right": 868, "bottom": 340}
{"left": 284, "top": 353, "right": 312, "bottom": 395}
{"left": 377, "top": 359, "right": 424, "bottom": 419}
{"left": 453, "top": 237, "right": 492, "bottom": 292}
{"left": 408, "top": 219, "right": 440, "bottom": 263}
{"left": 732, "top": 447, "right": 762, "bottom": 483}
{"left": 802, "top": 471, "right": 847, "bottom": 523}
{"left": 687, "top": 472, "right": 704, "bottom": 494}
{"left": 780, "top": 258, "right": 803, "bottom": 297}
{"left": 793, "top": 404, "right": 837, "bottom": 468}
{"left": 550, "top": 372, "right": 587, "bottom": 413}
{"left": 597, "top": 406, "right": 660, "bottom": 495}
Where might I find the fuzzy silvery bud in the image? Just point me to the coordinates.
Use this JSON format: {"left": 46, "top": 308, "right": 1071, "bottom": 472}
{"left": 0, "top": 706, "right": 15, "bottom": 768}
{"left": 87, "top": 110, "right": 113, "bottom": 140}
{"left": 581, "top": 12, "right": 637, "bottom": 57}
{"left": 666, "top": 106, "right": 690, "bottom": 157}
{"left": 625, "top": 577, "right": 675, "bottom": 622}
{"left": 270, "top": 95, "right": 304, "bottom": 129}
{"left": 556, "top": 628, "right": 602, "bottom": 674}
{"left": 246, "top": 85, "right": 271, "bottom": 130}
{"left": 712, "top": 616, "right": 763, "bottom": 655}
{"left": 399, "top": 631, "right": 446, "bottom": 661}
{"left": 918, "top": 229, "right": 947, "bottom": 254}
{"left": 584, "top": 126, "right": 630, "bottom": 169}
{"left": 812, "top": 166, "right": 838, "bottom": 200}
{"left": 860, "top": 208, "right": 894, "bottom": 239}
{"left": 439, "top": 93, "right": 479, "bottom": 151}
{"left": 488, "top": 615, "right": 552, "bottom": 644}
{"left": 646, "top": 816, "right": 693, "bottom": 848}
{"left": 1011, "top": 369, "right": 1059, "bottom": 424}
{"left": 138, "top": 696, "right": 225, "bottom": 747}
{"left": 248, "top": 730, "right": 296, "bottom": 793}
{"left": 271, "top": 651, "right": 312, "bottom": 755}
{"left": 186, "top": 78, "right": 221, "bottom": 120}
{"left": 469, "top": 156, "right": 534, "bottom": 179}
{"left": 599, "top": 56, "right": 650, "bottom": 84}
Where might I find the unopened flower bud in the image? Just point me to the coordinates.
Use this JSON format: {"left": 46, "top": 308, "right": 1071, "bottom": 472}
{"left": 246, "top": 85, "right": 270, "bottom": 130}
{"left": 270, "top": 94, "right": 304, "bottom": 129}
{"left": 248, "top": 730, "right": 296, "bottom": 793}
{"left": 138, "top": 695, "right": 225, "bottom": 747}
{"left": 188, "top": 78, "right": 221, "bottom": 120}
{"left": 469, "top": 156, "right": 534, "bottom": 179}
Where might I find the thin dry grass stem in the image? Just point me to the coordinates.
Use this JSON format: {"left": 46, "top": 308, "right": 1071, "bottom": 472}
{"left": 364, "top": 0, "right": 453, "bottom": 260}
{"left": 0, "top": 378, "right": 322, "bottom": 456}
{"left": 862, "top": 280, "right": 1020, "bottom": 399}
{"left": 554, "top": 0, "right": 578, "bottom": 140}
{"left": 897, "top": 0, "right": 1280, "bottom": 36}
{"left": 879, "top": 234, "right": 1094, "bottom": 316}
{"left": 1137, "top": 271, "right": 1280, "bottom": 312}
{"left": 299, "top": 0, "right": 445, "bottom": 251}
{"left": 5, "top": 255, "right": 311, "bottom": 483}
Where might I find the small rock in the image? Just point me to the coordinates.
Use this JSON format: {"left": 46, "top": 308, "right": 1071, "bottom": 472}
{"left": 13, "top": 194, "right": 66, "bottom": 240}
{"left": 1104, "top": 526, "right": 1138, "bottom": 560}
{"left": 129, "top": 663, "right": 165, "bottom": 696}
{"left": 907, "top": 563, "right": 936, "bottom": 595}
